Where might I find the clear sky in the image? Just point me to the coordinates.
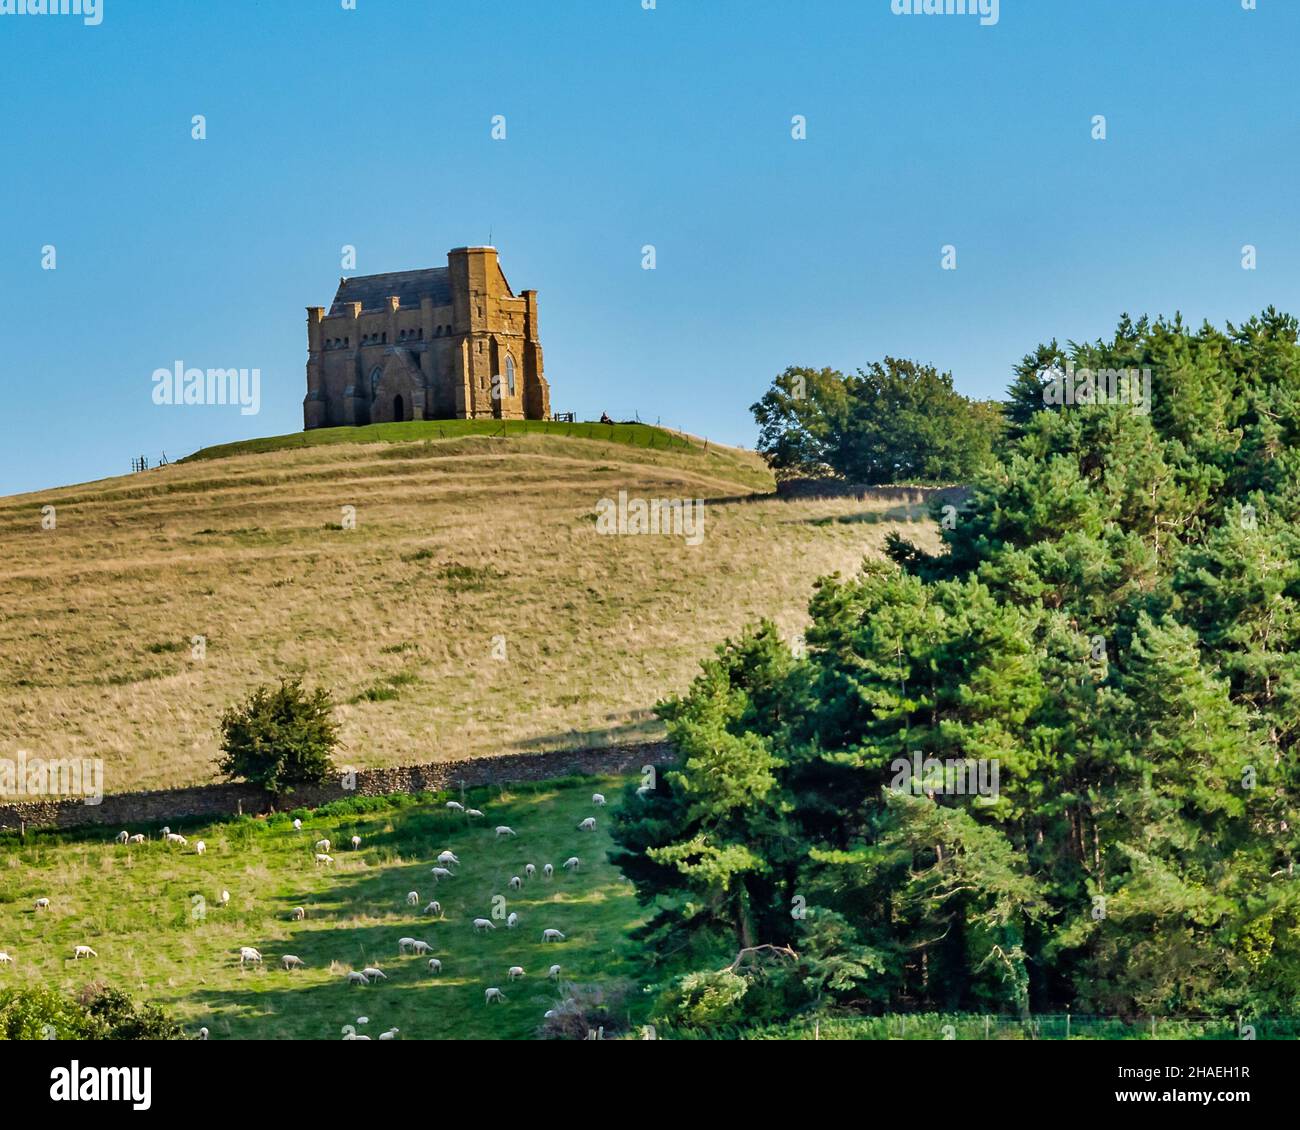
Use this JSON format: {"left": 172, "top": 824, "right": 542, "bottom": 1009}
{"left": 2, "top": 0, "right": 1297, "bottom": 495}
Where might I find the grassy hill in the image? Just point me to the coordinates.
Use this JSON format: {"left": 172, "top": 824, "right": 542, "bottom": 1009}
{"left": 0, "top": 421, "right": 940, "bottom": 792}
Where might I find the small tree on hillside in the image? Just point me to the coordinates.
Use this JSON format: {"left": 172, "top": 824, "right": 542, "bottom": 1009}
{"left": 217, "top": 679, "right": 339, "bottom": 796}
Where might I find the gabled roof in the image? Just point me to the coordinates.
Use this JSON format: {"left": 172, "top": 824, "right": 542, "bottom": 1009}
{"left": 330, "top": 268, "right": 452, "bottom": 314}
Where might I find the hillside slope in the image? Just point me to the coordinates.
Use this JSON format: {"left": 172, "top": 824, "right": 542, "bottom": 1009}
{"left": 0, "top": 423, "right": 940, "bottom": 791}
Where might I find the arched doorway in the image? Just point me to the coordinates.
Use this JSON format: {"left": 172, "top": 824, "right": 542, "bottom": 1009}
{"left": 393, "top": 394, "right": 405, "bottom": 421}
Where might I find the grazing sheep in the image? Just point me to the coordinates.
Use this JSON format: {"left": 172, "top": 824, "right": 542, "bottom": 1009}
{"left": 484, "top": 987, "right": 506, "bottom": 1003}
{"left": 165, "top": 832, "right": 188, "bottom": 845}
{"left": 0, "top": 952, "right": 13, "bottom": 966}
{"left": 410, "top": 940, "right": 433, "bottom": 955}
{"left": 115, "top": 830, "right": 129, "bottom": 844}
{"left": 360, "top": 966, "right": 387, "bottom": 981}
{"left": 427, "top": 958, "right": 443, "bottom": 974}
{"left": 219, "top": 890, "right": 230, "bottom": 906}
{"left": 406, "top": 891, "right": 420, "bottom": 906}
{"left": 507, "top": 965, "right": 526, "bottom": 980}
{"left": 314, "top": 839, "right": 330, "bottom": 853}
{"left": 446, "top": 801, "right": 464, "bottom": 812}
{"left": 548, "top": 964, "right": 561, "bottom": 980}
{"left": 379, "top": 1027, "right": 400, "bottom": 1040}
{"left": 72, "top": 945, "right": 97, "bottom": 959}
{"left": 466, "top": 808, "right": 484, "bottom": 818}
{"left": 347, "top": 971, "right": 370, "bottom": 985}
{"left": 238, "top": 946, "right": 262, "bottom": 965}
{"left": 577, "top": 817, "right": 596, "bottom": 832}
{"left": 430, "top": 867, "right": 453, "bottom": 881}
{"left": 436, "top": 850, "right": 459, "bottom": 866}
{"left": 524, "top": 863, "right": 536, "bottom": 879}
{"left": 34, "top": 898, "right": 50, "bottom": 910}
{"left": 397, "top": 937, "right": 417, "bottom": 954}
{"left": 495, "top": 826, "right": 517, "bottom": 838}
{"left": 541, "top": 929, "right": 566, "bottom": 943}
{"left": 542, "top": 863, "right": 554, "bottom": 879}
{"left": 472, "top": 918, "right": 495, "bottom": 932}
{"left": 506, "top": 912, "right": 519, "bottom": 929}
{"left": 350, "top": 835, "right": 361, "bottom": 850}
{"left": 161, "top": 827, "right": 170, "bottom": 836}
{"left": 281, "top": 955, "right": 305, "bottom": 970}
{"left": 128, "top": 834, "right": 145, "bottom": 844}
{"left": 315, "top": 853, "right": 335, "bottom": 865}
{"left": 292, "top": 819, "right": 302, "bottom": 830}
{"left": 291, "top": 906, "right": 306, "bottom": 921}
{"left": 592, "top": 793, "right": 606, "bottom": 806}
{"left": 194, "top": 841, "right": 206, "bottom": 855}
{"left": 509, "top": 875, "right": 522, "bottom": 890}
{"left": 198, "top": 1027, "right": 209, "bottom": 1040}
{"left": 423, "top": 901, "right": 443, "bottom": 917}
{"left": 563, "top": 856, "right": 580, "bottom": 871}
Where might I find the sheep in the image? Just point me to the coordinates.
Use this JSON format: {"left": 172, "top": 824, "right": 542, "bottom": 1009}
{"left": 446, "top": 801, "right": 464, "bottom": 812}
{"left": 548, "top": 964, "right": 561, "bottom": 980}
{"left": 495, "top": 825, "right": 517, "bottom": 838}
{"left": 437, "top": 850, "right": 460, "bottom": 866}
{"left": 314, "top": 839, "right": 331, "bottom": 853}
{"left": 350, "top": 835, "right": 362, "bottom": 850}
{"left": 194, "top": 841, "right": 206, "bottom": 855}
{"left": 410, "top": 940, "right": 433, "bottom": 955}
{"left": 542, "top": 863, "right": 554, "bottom": 879}
{"left": 563, "top": 856, "right": 580, "bottom": 871}
{"left": 128, "top": 833, "right": 146, "bottom": 844}
{"left": 507, "top": 965, "right": 526, "bottom": 981}
{"left": 423, "top": 900, "right": 443, "bottom": 917}
{"left": 291, "top": 906, "right": 306, "bottom": 921}
{"left": 509, "top": 875, "right": 522, "bottom": 890}
{"left": 592, "top": 793, "right": 606, "bottom": 806}
{"left": 347, "top": 971, "right": 370, "bottom": 985}
{"left": 466, "top": 808, "right": 484, "bottom": 818}
{"left": 472, "top": 918, "right": 495, "bottom": 932}
{"left": 34, "top": 898, "right": 50, "bottom": 910}
{"left": 161, "top": 827, "right": 170, "bottom": 836}
{"left": 315, "top": 853, "right": 335, "bottom": 865}
{"left": 165, "top": 832, "right": 188, "bottom": 846}
{"left": 430, "top": 867, "right": 453, "bottom": 881}
{"left": 0, "top": 952, "right": 13, "bottom": 966}
{"left": 406, "top": 891, "right": 420, "bottom": 907}
{"left": 427, "top": 957, "right": 443, "bottom": 974}
{"left": 397, "top": 937, "right": 418, "bottom": 954}
{"left": 238, "top": 946, "right": 262, "bottom": 965}
{"left": 484, "top": 987, "right": 506, "bottom": 1003}
{"left": 219, "top": 890, "right": 231, "bottom": 906}
{"left": 360, "top": 966, "right": 387, "bottom": 981}
{"left": 506, "top": 912, "right": 520, "bottom": 929}
{"left": 281, "top": 955, "right": 305, "bottom": 970}
{"left": 292, "top": 818, "right": 302, "bottom": 830}
{"left": 73, "top": 945, "right": 98, "bottom": 959}
{"left": 541, "top": 929, "right": 566, "bottom": 943}
{"left": 379, "top": 1027, "right": 400, "bottom": 1040}
{"left": 198, "top": 1027, "right": 209, "bottom": 1040}
{"left": 524, "top": 863, "right": 536, "bottom": 879}
{"left": 115, "top": 830, "right": 129, "bottom": 844}
{"left": 577, "top": 817, "right": 596, "bottom": 832}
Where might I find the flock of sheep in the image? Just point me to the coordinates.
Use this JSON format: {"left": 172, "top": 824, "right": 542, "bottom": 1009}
{"left": 0, "top": 792, "right": 612, "bottom": 1038}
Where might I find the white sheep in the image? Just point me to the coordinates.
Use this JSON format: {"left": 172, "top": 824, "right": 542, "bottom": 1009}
{"left": 524, "top": 863, "right": 536, "bottom": 879}
{"left": 410, "top": 940, "right": 433, "bottom": 955}
{"left": 219, "top": 890, "right": 231, "bottom": 906}
{"left": 291, "top": 906, "right": 306, "bottom": 921}
{"left": 592, "top": 793, "right": 606, "bottom": 806}
{"left": 198, "top": 1027, "right": 209, "bottom": 1040}
{"left": 350, "top": 835, "right": 361, "bottom": 850}
{"left": 292, "top": 819, "right": 302, "bottom": 830}
{"left": 347, "top": 971, "right": 370, "bottom": 985}
{"left": 509, "top": 875, "right": 522, "bottom": 890}
{"left": 466, "top": 808, "right": 484, "bottom": 818}
{"left": 165, "top": 832, "right": 188, "bottom": 845}
{"left": 495, "top": 825, "right": 517, "bottom": 838}
{"left": 314, "top": 839, "right": 331, "bottom": 853}
{"left": 128, "top": 833, "right": 145, "bottom": 844}
{"left": 543, "top": 863, "right": 554, "bottom": 879}
{"left": 72, "top": 945, "right": 98, "bottom": 959}
{"left": 115, "top": 830, "right": 129, "bottom": 844}
{"left": 423, "top": 901, "right": 443, "bottom": 917}
{"left": 34, "top": 898, "right": 50, "bottom": 910}
{"left": 397, "top": 937, "right": 417, "bottom": 954}
{"left": 379, "top": 1027, "right": 400, "bottom": 1040}
{"left": 507, "top": 965, "right": 526, "bottom": 980}
{"left": 281, "top": 955, "right": 305, "bottom": 970}
{"left": 541, "top": 929, "right": 566, "bottom": 943}
{"left": 446, "top": 801, "right": 464, "bottom": 812}
{"left": 161, "top": 826, "right": 170, "bottom": 836}
{"left": 548, "top": 964, "right": 561, "bottom": 980}
{"left": 563, "top": 856, "right": 580, "bottom": 871}
{"left": 194, "top": 841, "right": 206, "bottom": 855}
{"left": 315, "top": 853, "right": 335, "bottom": 865}
{"left": 506, "top": 912, "right": 519, "bottom": 929}
{"left": 360, "top": 966, "right": 387, "bottom": 981}
{"left": 430, "top": 867, "right": 453, "bottom": 881}
{"left": 472, "top": 918, "right": 495, "bottom": 932}
{"left": 0, "top": 952, "right": 13, "bottom": 966}
{"left": 577, "top": 817, "right": 596, "bottom": 832}
{"left": 484, "top": 987, "right": 506, "bottom": 1003}
{"left": 427, "top": 957, "right": 443, "bottom": 974}
{"left": 437, "top": 850, "right": 460, "bottom": 866}
{"left": 238, "top": 946, "right": 262, "bottom": 965}
{"left": 406, "top": 891, "right": 420, "bottom": 906}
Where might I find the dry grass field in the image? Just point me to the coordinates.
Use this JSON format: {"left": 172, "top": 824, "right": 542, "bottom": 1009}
{"left": 0, "top": 422, "right": 941, "bottom": 793}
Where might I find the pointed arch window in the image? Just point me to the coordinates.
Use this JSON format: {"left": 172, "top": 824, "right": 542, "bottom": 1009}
{"left": 506, "top": 353, "right": 517, "bottom": 396}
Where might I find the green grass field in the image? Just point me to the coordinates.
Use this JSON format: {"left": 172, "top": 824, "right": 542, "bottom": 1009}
{"left": 0, "top": 775, "right": 646, "bottom": 1040}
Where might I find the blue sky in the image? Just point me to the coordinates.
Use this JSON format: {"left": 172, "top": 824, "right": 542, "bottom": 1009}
{"left": 2, "top": 0, "right": 1297, "bottom": 495}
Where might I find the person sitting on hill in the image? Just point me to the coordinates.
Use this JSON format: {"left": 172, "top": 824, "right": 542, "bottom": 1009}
{"left": 600, "top": 412, "right": 613, "bottom": 424}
